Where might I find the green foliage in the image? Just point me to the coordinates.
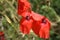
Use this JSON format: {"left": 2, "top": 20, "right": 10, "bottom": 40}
{"left": 40, "top": 5, "right": 59, "bottom": 22}
{"left": 51, "top": 0, "right": 60, "bottom": 16}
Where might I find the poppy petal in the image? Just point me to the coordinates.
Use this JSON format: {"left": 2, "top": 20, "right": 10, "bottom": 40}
{"left": 31, "top": 11, "right": 44, "bottom": 21}
{"left": 20, "top": 12, "right": 31, "bottom": 17}
{"left": 18, "top": 0, "right": 31, "bottom": 15}
{"left": 39, "top": 18, "right": 50, "bottom": 39}
{"left": 0, "top": 32, "right": 4, "bottom": 36}
{"left": 0, "top": 32, "right": 5, "bottom": 40}
{"left": 20, "top": 17, "right": 33, "bottom": 34}
{"left": 32, "top": 21, "right": 41, "bottom": 35}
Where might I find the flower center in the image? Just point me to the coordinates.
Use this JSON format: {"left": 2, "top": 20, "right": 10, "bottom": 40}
{"left": 26, "top": 16, "right": 30, "bottom": 20}
{"left": 42, "top": 19, "right": 46, "bottom": 24}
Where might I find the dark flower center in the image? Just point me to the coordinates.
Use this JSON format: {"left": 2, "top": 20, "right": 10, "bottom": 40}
{"left": 42, "top": 19, "right": 46, "bottom": 24}
{"left": 26, "top": 16, "right": 30, "bottom": 20}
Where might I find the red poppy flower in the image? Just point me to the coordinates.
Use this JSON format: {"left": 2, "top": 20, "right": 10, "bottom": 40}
{"left": 18, "top": 0, "right": 51, "bottom": 39}
{"left": 0, "top": 32, "right": 5, "bottom": 40}
{"left": 30, "top": 11, "right": 51, "bottom": 39}
{"left": 20, "top": 16, "right": 33, "bottom": 34}
{"left": 32, "top": 16, "right": 50, "bottom": 39}
{"left": 31, "top": 11, "right": 45, "bottom": 21}
{"left": 0, "top": 32, "right": 4, "bottom": 36}
{"left": 31, "top": 11, "right": 44, "bottom": 35}
{"left": 39, "top": 18, "right": 50, "bottom": 39}
{"left": 18, "top": 0, "right": 31, "bottom": 16}
{"left": 19, "top": 10, "right": 51, "bottom": 39}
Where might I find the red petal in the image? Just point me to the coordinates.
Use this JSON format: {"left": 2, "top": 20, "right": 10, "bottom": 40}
{"left": 20, "top": 11, "right": 31, "bottom": 17}
{"left": 20, "top": 17, "right": 33, "bottom": 34}
{"left": 0, "top": 32, "right": 5, "bottom": 40}
{"left": 31, "top": 12, "right": 46, "bottom": 37}
{"left": 32, "top": 21, "right": 41, "bottom": 35}
{"left": 18, "top": 0, "right": 31, "bottom": 15}
{"left": 32, "top": 16, "right": 50, "bottom": 39}
{"left": 0, "top": 32, "right": 4, "bottom": 36}
{"left": 31, "top": 11, "right": 44, "bottom": 21}
{"left": 39, "top": 18, "right": 50, "bottom": 39}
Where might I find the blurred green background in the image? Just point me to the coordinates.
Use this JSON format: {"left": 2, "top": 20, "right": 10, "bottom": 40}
{"left": 0, "top": 0, "right": 60, "bottom": 40}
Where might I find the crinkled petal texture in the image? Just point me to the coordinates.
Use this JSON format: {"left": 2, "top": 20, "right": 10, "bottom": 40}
{"left": 32, "top": 18, "right": 50, "bottom": 39}
{"left": 31, "top": 11, "right": 50, "bottom": 39}
{"left": 20, "top": 17, "right": 33, "bottom": 34}
{"left": 39, "top": 18, "right": 50, "bottom": 39}
{"left": 31, "top": 11, "right": 45, "bottom": 21}
{"left": 31, "top": 11, "right": 44, "bottom": 34}
{"left": 32, "top": 21, "right": 41, "bottom": 35}
{"left": 18, "top": 0, "right": 31, "bottom": 15}
{"left": 18, "top": 0, "right": 51, "bottom": 39}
